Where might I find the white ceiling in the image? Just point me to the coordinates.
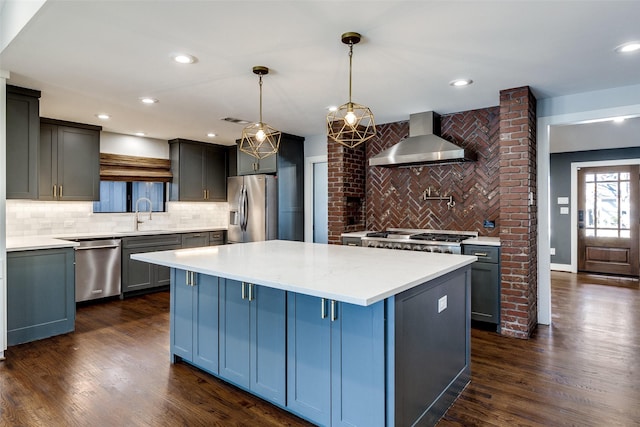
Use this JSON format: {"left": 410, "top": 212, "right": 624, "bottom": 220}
{"left": 1, "top": 1, "right": 640, "bottom": 148}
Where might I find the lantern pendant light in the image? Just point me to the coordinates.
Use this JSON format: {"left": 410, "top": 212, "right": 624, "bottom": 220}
{"left": 327, "top": 32, "right": 376, "bottom": 148}
{"left": 240, "top": 66, "right": 281, "bottom": 159}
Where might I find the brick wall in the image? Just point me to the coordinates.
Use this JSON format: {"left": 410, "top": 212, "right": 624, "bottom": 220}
{"left": 327, "top": 91, "right": 538, "bottom": 338}
{"left": 327, "top": 141, "right": 366, "bottom": 244}
{"left": 499, "top": 86, "right": 538, "bottom": 338}
{"left": 366, "top": 108, "right": 500, "bottom": 233}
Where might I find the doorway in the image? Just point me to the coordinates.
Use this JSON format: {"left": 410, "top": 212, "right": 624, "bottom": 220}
{"left": 577, "top": 165, "right": 639, "bottom": 276}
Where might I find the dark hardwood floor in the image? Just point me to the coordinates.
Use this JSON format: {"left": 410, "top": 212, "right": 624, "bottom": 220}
{"left": 1, "top": 272, "right": 638, "bottom": 426}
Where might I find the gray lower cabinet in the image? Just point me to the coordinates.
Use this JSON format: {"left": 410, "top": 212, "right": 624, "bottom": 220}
{"left": 463, "top": 244, "right": 501, "bottom": 329}
{"left": 39, "top": 118, "right": 101, "bottom": 201}
{"left": 209, "top": 231, "right": 225, "bottom": 246}
{"left": 171, "top": 270, "right": 219, "bottom": 375}
{"left": 121, "top": 234, "right": 182, "bottom": 296}
{"left": 6, "top": 85, "right": 40, "bottom": 199}
{"left": 219, "top": 279, "right": 286, "bottom": 406}
{"left": 7, "top": 248, "right": 75, "bottom": 346}
{"left": 181, "top": 232, "right": 209, "bottom": 248}
{"left": 286, "top": 293, "right": 385, "bottom": 427}
{"left": 341, "top": 236, "right": 362, "bottom": 246}
{"left": 168, "top": 267, "right": 471, "bottom": 426}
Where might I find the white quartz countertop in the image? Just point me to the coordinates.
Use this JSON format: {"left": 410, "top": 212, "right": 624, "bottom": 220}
{"left": 131, "top": 240, "right": 476, "bottom": 306}
{"left": 7, "top": 236, "right": 80, "bottom": 252}
{"left": 462, "top": 237, "right": 501, "bottom": 246}
{"left": 6, "top": 227, "right": 227, "bottom": 251}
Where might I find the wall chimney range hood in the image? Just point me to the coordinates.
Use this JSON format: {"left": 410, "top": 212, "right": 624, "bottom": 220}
{"left": 369, "top": 111, "right": 476, "bottom": 167}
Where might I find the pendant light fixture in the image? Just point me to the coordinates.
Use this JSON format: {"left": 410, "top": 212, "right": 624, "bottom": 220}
{"left": 239, "top": 66, "right": 281, "bottom": 159}
{"left": 327, "top": 32, "right": 376, "bottom": 148}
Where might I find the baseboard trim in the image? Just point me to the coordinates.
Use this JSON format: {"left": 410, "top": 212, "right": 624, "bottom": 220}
{"left": 550, "top": 263, "right": 573, "bottom": 272}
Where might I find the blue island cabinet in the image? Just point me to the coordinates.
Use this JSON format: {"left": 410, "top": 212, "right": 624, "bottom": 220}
{"left": 170, "top": 270, "right": 219, "bottom": 375}
{"left": 286, "top": 293, "right": 385, "bottom": 427}
{"left": 219, "top": 279, "right": 286, "bottom": 406}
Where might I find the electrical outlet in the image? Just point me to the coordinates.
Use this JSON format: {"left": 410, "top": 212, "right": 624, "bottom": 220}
{"left": 550, "top": 248, "right": 556, "bottom": 255}
{"left": 438, "top": 295, "right": 447, "bottom": 313}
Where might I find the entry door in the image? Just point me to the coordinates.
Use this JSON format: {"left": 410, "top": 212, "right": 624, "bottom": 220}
{"left": 578, "top": 165, "right": 639, "bottom": 276}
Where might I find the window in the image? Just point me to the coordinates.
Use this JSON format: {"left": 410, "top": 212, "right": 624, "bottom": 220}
{"left": 93, "top": 181, "right": 166, "bottom": 213}
{"left": 583, "top": 172, "right": 630, "bottom": 238}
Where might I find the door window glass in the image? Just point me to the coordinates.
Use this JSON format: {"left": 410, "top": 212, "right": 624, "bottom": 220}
{"left": 583, "top": 172, "right": 630, "bottom": 238}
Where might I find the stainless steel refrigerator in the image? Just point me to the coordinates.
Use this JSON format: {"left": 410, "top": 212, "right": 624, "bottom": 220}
{"left": 227, "top": 175, "right": 278, "bottom": 243}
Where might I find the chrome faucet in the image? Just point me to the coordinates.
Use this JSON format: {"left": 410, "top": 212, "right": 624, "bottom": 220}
{"left": 134, "top": 197, "right": 153, "bottom": 230}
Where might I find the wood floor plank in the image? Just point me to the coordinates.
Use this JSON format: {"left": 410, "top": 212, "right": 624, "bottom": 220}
{"left": 1, "top": 271, "right": 638, "bottom": 426}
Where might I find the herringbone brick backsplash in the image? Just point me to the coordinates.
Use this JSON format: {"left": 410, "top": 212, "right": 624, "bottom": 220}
{"left": 366, "top": 107, "right": 500, "bottom": 236}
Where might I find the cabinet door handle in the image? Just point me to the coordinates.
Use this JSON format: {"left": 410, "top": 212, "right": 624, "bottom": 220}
{"left": 59, "top": 185, "right": 63, "bottom": 198}
{"left": 330, "top": 300, "right": 337, "bottom": 322}
{"left": 248, "top": 283, "right": 254, "bottom": 301}
{"left": 185, "top": 271, "right": 195, "bottom": 286}
{"left": 321, "top": 298, "right": 327, "bottom": 319}
{"left": 241, "top": 282, "right": 246, "bottom": 300}
{"left": 473, "top": 252, "right": 488, "bottom": 257}
{"left": 53, "top": 184, "right": 57, "bottom": 198}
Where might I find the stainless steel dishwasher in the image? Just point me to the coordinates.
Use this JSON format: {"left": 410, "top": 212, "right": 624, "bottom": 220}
{"left": 74, "top": 239, "right": 122, "bottom": 302}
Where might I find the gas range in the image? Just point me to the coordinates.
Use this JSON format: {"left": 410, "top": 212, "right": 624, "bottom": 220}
{"left": 360, "top": 228, "right": 477, "bottom": 254}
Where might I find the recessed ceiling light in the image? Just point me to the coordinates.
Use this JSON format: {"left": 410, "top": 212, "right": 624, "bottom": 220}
{"left": 207, "top": 132, "right": 216, "bottom": 138}
{"left": 449, "top": 79, "right": 473, "bottom": 87}
{"left": 135, "top": 132, "right": 146, "bottom": 137}
{"left": 614, "top": 41, "right": 640, "bottom": 53}
{"left": 613, "top": 117, "right": 626, "bottom": 123}
{"left": 139, "top": 97, "right": 158, "bottom": 104}
{"left": 173, "top": 53, "right": 197, "bottom": 64}
{"left": 96, "top": 113, "right": 110, "bottom": 120}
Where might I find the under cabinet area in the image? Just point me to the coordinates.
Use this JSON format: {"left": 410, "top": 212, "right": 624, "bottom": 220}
{"left": 7, "top": 248, "right": 75, "bottom": 346}
{"left": 39, "top": 118, "right": 101, "bottom": 201}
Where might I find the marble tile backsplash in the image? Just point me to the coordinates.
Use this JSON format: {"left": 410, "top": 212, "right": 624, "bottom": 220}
{"left": 6, "top": 200, "right": 229, "bottom": 237}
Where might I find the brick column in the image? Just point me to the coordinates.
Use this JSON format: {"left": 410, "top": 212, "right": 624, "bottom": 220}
{"left": 327, "top": 139, "right": 366, "bottom": 244}
{"left": 499, "top": 86, "right": 538, "bottom": 338}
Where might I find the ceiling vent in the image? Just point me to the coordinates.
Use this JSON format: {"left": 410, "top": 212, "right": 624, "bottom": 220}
{"left": 221, "top": 117, "right": 250, "bottom": 125}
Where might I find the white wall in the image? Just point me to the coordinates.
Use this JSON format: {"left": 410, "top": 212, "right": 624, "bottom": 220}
{"left": 304, "top": 134, "right": 327, "bottom": 158}
{"left": 536, "top": 83, "right": 640, "bottom": 325}
{"left": 0, "top": 0, "right": 46, "bottom": 54}
{"left": 100, "top": 132, "right": 169, "bottom": 159}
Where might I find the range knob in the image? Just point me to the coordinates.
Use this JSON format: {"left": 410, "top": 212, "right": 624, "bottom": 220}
{"left": 432, "top": 248, "right": 441, "bottom": 253}
{"left": 412, "top": 245, "right": 422, "bottom": 251}
{"left": 402, "top": 244, "right": 412, "bottom": 250}
{"left": 422, "top": 246, "right": 431, "bottom": 252}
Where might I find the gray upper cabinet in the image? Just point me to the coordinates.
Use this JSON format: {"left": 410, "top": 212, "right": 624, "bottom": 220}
{"left": 169, "top": 139, "right": 227, "bottom": 202}
{"left": 6, "top": 85, "right": 41, "bottom": 199}
{"left": 39, "top": 118, "right": 101, "bottom": 201}
{"left": 236, "top": 134, "right": 304, "bottom": 176}
{"left": 238, "top": 149, "right": 277, "bottom": 175}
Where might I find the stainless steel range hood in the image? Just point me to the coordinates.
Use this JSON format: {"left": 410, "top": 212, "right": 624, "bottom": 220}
{"left": 369, "top": 111, "right": 476, "bottom": 166}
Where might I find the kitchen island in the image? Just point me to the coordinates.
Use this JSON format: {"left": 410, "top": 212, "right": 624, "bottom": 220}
{"left": 132, "top": 240, "right": 476, "bottom": 426}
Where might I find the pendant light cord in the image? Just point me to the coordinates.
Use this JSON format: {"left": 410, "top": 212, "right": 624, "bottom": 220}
{"left": 258, "top": 75, "right": 263, "bottom": 125}
{"left": 348, "top": 42, "right": 353, "bottom": 106}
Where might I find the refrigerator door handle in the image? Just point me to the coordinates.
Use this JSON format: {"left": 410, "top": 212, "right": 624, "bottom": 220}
{"left": 242, "top": 185, "right": 249, "bottom": 231}
{"left": 237, "top": 185, "right": 245, "bottom": 231}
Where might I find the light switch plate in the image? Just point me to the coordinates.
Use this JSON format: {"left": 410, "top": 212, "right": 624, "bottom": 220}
{"left": 560, "top": 207, "right": 569, "bottom": 215}
{"left": 438, "top": 295, "right": 447, "bottom": 313}
{"left": 557, "top": 196, "right": 569, "bottom": 205}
